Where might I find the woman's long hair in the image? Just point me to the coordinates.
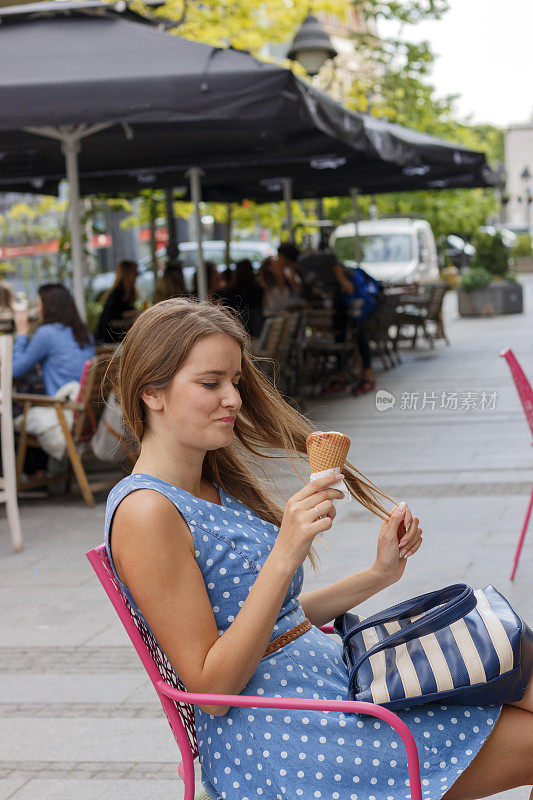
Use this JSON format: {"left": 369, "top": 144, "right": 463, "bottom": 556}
{"left": 108, "top": 259, "right": 138, "bottom": 305}
{"left": 154, "top": 261, "right": 186, "bottom": 303}
{"left": 39, "top": 283, "right": 92, "bottom": 347}
{"left": 112, "top": 297, "right": 394, "bottom": 569}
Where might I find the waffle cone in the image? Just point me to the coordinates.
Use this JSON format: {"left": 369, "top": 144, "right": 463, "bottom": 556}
{"left": 306, "top": 431, "right": 351, "bottom": 473}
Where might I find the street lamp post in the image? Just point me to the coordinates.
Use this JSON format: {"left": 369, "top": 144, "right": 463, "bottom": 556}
{"left": 520, "top": 166, "right": 532, "bottom": 233}
{"left": 288, "top": 16, "right": 337, "bottom": 228}
{"left": 287, "top": 15, "right": 337, "bottom": 77}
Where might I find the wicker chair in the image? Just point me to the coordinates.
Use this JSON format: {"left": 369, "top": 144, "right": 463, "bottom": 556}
{"left": 294, "top": 307, "right": 360, "bottom": 396}
{"left": 363, "top": 292, "right": 400, "bottom": 370}
{"left": 394, "top": 283, "right": 449, "bottom": 351}
{"left": 86, "top": 543, "right": 423, "bottom": 800}
{"left": 14, "top": 351, "right": 129, "bottom": 506}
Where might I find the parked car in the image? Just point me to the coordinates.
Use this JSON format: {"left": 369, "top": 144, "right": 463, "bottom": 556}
{"left": 87, "top": 240, "right": 275, "bottom": 301}
{"left": 330, "top": 218, "right": 439, "bottom": 285}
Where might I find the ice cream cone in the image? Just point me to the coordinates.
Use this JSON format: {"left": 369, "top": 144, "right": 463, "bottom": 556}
{"left": 306, "top": 430, "right": 351, "bottom": 474}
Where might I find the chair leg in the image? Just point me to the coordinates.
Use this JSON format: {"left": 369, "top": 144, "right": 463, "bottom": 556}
{"left": 15, "top": 402, "right": 30, "bottom": 488}
{"left": 2, "top": 413, "right": 23, "bottom": 552}
{"left": 410, "top": 322, "right": 419, "bottom": 348}
{"left": 510, "top": 485, "right": 533, "bottom": 580}
{"left": 421, "top": 320, "right": 434, "bottom": 349}
{"left": 55, "top": 405, "right": 95, "bottom": 507}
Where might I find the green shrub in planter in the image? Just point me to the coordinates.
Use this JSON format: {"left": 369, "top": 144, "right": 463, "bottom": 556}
{"left": 511, "top": 233, "right": 532, "bottom": 259}
{"left": 470, "top": 232, "right": 509, "bottom": 277}
{"left": 503, "top": 270, "right": 518, "bottom": 283}
{"left": 460, "top": 267, "right": 491, "bottom": 292}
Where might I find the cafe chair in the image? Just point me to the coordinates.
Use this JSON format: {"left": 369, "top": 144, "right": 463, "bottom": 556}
{"left": 86, "top": 543, "right": 423, "bottom": 800}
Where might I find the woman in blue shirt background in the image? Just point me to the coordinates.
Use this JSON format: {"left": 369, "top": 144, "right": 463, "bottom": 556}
{"left": 12, "top": 283, "right": 95, "bottom": 477}
{"left": 13, "top": 283, "right": 95, "bottom": 395}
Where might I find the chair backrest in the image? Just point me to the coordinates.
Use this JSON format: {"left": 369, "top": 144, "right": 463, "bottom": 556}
{"left": 500, "top": 347, "right": 533, "bottom": 442}
{"left": 86, "top": 545, "right": 199, "bottom": 759}
{"left": 300, "top": 308, "right": 336, "bottom": 345}
{"left": 426, "top": 283, "right": 447, "bottom": 319}
{"left": 256, "top": 313, "right": 287, "bottom": 357}
{"left": 365, "top": 292, "right": 398, "bottom": 342}
{"left": 278, "top": 310, "right": 303, "bottom": 360}
{"left": 73, "top": 352, "right": 116, "bottom": 444}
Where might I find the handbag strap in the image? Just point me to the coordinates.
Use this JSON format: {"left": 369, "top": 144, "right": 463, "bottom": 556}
{"left": 342, "top": 584, "right": 472, "bottom": 646}
{"left": 346, "top": 585, "right": 476, "bottom": 689}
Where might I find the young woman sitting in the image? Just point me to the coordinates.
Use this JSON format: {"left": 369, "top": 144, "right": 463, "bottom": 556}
{"left": 105, "top": 297, "right": 533, "bottom": 800}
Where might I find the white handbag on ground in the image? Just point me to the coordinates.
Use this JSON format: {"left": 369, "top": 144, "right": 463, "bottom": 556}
{"left": 91, "top": 391, "right": 127, "bottom": 463}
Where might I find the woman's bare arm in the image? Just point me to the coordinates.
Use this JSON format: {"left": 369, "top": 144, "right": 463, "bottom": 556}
{"left": 111, "top": 490, "right": 295, "bottom": 716}
{"left": 333, "top": 262, "right": 354, "bottom": 295}
{"left": 298, "top": 567, "right": 393, "bottom": 629}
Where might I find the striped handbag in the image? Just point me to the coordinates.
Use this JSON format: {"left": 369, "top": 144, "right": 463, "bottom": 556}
{"left": 334, "top": 584, "right": 533, "bottom": 710}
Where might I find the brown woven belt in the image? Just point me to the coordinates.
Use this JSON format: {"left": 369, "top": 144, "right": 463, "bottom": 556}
{"left": 263, "top": 618, "right": 312, "bottom": 658}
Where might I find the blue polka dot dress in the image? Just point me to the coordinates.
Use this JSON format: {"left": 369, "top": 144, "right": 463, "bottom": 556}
{"left": 105, "top": 473, "right": 502, "bottom": 800}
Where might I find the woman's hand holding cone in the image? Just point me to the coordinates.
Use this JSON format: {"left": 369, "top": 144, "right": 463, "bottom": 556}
{"left": 271, "top": 474, "right": 346, "bottom": 572}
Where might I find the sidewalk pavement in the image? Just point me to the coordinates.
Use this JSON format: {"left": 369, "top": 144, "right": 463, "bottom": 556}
{"left": 1, "top": 278, "right": 532, "bottom": 800}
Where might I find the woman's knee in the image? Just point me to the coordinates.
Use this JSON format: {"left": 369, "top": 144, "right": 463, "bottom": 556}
{"left": 441, "top": 705, "right": 533, "bottom": 800}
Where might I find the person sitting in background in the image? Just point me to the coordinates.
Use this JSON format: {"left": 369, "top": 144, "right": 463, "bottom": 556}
{"left": 13, "top": 283, "right": 95, "bottom": 395}
{"left": 218, "top": 259, "right": 264, "bottom": 338}
{"left": 191, "top": 261, "right": 226, "bottom": 301}
{"left": 276, "top": 241, "right": 304, "bottom": 297}
{"left": 334, "top": 262, "right": 382, "bottom": 394}
{"left": 154, "top": 259, "right": 186, "bottom": 303}
{"left": 12, "top": 283, "right": 95, "bottom": 478}
{"left": 95, "top": 259, "right": 139, "bottom": 343}
{"left": 259, "top": 255, "right": 304, "bottom": 314}
{"left": 297, "top": 230, "right": 342, "bottom": 305}
{"left": 0, "top": 281, "right": 14, "bottom": 331}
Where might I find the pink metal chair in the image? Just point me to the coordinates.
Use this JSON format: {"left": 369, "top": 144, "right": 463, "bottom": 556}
{"left": 86, "top": 544, "right": 422, "bottom": 800}
{"left": 500, "top": 347, "right": 533, "bottom": 580}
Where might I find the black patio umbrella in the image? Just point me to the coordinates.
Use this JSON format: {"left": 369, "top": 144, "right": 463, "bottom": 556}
{"left": 0, "top": 0, "right": 498, "bottom": 310}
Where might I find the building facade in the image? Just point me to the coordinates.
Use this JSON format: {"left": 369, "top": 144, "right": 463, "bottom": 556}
{"left": 504, "top": 123, "right": 533, "bottom": 232}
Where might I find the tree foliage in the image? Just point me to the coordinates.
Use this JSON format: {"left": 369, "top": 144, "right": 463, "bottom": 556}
{"left": 124, "top": 0, "right": 498, "bottom": 247}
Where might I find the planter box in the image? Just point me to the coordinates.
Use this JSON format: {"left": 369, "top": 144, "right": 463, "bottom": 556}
{"left": 457, "top": 281, "right": 524, "bottom": 317}
{"left": 514, "top": 256, "right": 533, "bottom": 273}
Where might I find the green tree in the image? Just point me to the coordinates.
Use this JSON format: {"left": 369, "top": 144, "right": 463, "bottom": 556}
{"left": 324, "top": 61, "right": 503, "bottom": 242}
{"left": 122, "top": 0, "right": 496, "bottom": 248}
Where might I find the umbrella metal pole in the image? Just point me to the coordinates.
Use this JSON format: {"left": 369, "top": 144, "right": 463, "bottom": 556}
{"left": 350, "top": 187, "right": 361, "bottom": 267}
{"left": 164, "top": 187, "right": 179, "bottom": 262}
{"left": 187, "top": 167, "right": 207, "bottom": 301}
{"left": 282, "top": 178, "right": 294, "bottom": 240}
{"left": 62, "top": 130, "right": 86, "bottom": 321}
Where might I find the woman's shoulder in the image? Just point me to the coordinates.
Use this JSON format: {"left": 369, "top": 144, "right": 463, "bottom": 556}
{"left": 33, "top": 322, "right": 63, "bottom": 339}
{"left": 106, "top": 475, "right": 190, "bottom": 531}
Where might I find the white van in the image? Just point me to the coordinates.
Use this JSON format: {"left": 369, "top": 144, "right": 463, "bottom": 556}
{"left": 331, "top": 218, "right": 439, "bottom": 285}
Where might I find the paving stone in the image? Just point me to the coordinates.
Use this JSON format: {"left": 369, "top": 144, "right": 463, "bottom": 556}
{"left": 2, "top": 779, "right": 183, "bottom": 800}
{"left": 1, "top": 276, "right": 532, "bottom": 800}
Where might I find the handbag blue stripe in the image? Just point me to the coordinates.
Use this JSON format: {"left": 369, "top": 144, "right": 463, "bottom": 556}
{"left": 464, "top": 610, "right": 500, "bottom": 680}
{"left": 433, "top": 626, "right": 471, "bottom": 689}
{"left": 405, "top": 636, "right": 438, "bottom": 696}
{"left": 334, "top": 584, "right": 533, "bottom": 710}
